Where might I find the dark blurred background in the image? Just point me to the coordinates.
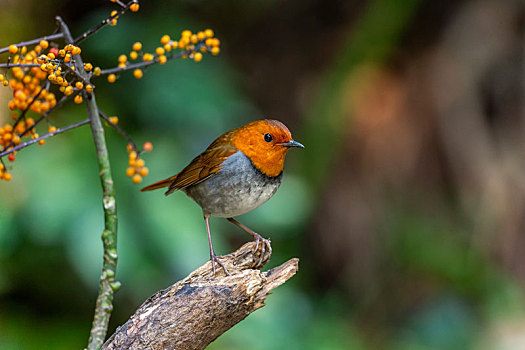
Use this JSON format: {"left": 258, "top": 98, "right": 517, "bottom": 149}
{"left": 1, "top": 0, "right": 525, "bottom": 348}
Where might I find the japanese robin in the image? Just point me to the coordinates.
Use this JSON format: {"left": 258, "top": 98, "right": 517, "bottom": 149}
{"left": 141, "top": 119, "right": 304, "bottom": 274}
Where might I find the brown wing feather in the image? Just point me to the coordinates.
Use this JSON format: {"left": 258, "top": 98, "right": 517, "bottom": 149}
{"left": 141, "top": 131, "right": 238, "bottom": 195}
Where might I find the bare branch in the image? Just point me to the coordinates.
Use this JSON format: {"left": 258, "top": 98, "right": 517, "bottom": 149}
{"left": 99, "top": 111, "right": 139, "bottom": 152}
{"left": 0, "top": 33, "right": 64, "bottom": 54}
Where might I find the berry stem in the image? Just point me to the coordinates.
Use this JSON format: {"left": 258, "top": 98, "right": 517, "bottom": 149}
{"left": 99, "top": 110, "right": 139, "bottom": 152}
{"left": 56, "top": 16, "right": 119, "bottom": 350}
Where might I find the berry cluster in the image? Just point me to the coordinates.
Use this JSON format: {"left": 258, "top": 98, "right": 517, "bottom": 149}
{"left": 106, "top": 29, "right": 221, "bottom": 83}
{"left": 126, "top": 142, "right": 152, "bottom": 183}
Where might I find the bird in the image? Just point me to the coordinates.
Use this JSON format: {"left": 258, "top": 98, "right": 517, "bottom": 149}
{"left": 140, "top": 119, "right": 304, "bottom": 275}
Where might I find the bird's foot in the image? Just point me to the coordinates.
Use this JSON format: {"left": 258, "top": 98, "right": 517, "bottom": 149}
{"left": 210, "top": 252, "right": 231, "bottom": 276}
{"left": 252, "top": 233, "right": 272, "bottom": 267}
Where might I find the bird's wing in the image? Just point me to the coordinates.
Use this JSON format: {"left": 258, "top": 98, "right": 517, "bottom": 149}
{"left": 140, "top": 131, "right": 238, "bottom": 195}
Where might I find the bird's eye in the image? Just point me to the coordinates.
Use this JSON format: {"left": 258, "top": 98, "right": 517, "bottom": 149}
{"left": 264, "top": 133, "right": 273, "bottom": 143}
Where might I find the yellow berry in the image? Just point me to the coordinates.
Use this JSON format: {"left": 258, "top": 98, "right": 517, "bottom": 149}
{"left": 118, "top": 54, "right": 127, "bottom": 63}
{"left": 132, "top": 42, "right": 142, "bottom": 51}
{"left": 84, "top": 63, "right": 93, "bottom": 71}
{"left": 126, "top": 167, "right": 135, "bottom": 177}
{"left": 94, "top": 67, "right": 101, "bottom": 76}
{"left": 129, "top": 151, "right": 137, "bottom": 160}
{"left": 193, "top": 52, "right": 202, "bottom": 62}
{"left": 160, "top": 35, "right": 170, "bottom": 45}
{"left": 58, "top": 49, "right": 66, "bottom": 57}
{"left": 75, "top": 81, "right": 84, "bottom": 90}
{"left": 158, "top": 55, "right": 167, "bottom": 64}
{"left": 129, "top": 51, "right": 138, "bottom": 60}
{"left": 9, "top": 45, "right": 18, "bottom": 54}
{"left": 135, "top": 158, "right": 145, "bottom": 167}
{"left": 109, "top": 116, "right": 119, "bottom": 124}
{"left": 85, "top": 84, "right": 94, "bottom": 93}
{"left": 74, "top": 95, "right": 83, "bottom": 104}
{"left": 47, "top": 52, "right": 56, "bottom": 60}
{"left": 130, "top": 3, "right": 139, "bottom": 12}
{"left": 211, "top": 47, "right": 220, "bottom": 55}
{"left": 133, "top": 69, "right": 143, "bottom": 79}
{"left": 39, "top": 40, "right": 49, "bottom": 49}
{"left": 72, "top": 46, "right": 81, "bottom": 55}
{"left": 143, "top": 53, "right": 154, "bottom": 61}
{"left": 191, "top": 34, "right": 198, "bottom": 44}
{"left": 64, "top": 85, "right": 74, "bottom": 96}
{"left": 182, "top": 30, "right": 192, "bottom": 38}
{"left": 171, "top": 41, "right": 178, "bottom": 49}
{"left": 48, "top": 126, "right": 57, "bottom": 133}
{"left": 155, "top": 47, "right": 165, "bottom": 56}
{"left": 139, "top": 167, "right": 149, "bottom": 177}
{"left": 205, "top": 29, "right": 214, "bottom": 38}
{"left": 132, "top": 174, "right": 142, "bottom": 183}
{"left": 197, "top": 31, "right": 206, "bottom": 40}
{"left": 2, "top": 80, "right": 8, "bottom": 87}
{"left": 107, "top": 74, "right": 116, "bottom": 83}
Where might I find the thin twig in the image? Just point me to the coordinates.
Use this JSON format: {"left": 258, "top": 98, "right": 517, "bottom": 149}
{"left": 73, "top": 0, "right": 137, "bottom": 45}
{"left": 0, "top": 118, "right": 90, "bottom": 158}
{"left": 99, "top": 111, "right": 138, "bottom": 151}
{"left": 0, "top": 33, "right": 64, "bottom": 54}
{"left": 0, "top": 63, "right": 41, "bottom": 68}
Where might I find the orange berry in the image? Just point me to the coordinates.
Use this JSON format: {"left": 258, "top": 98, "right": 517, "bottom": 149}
{"left": 197, "top": 31, "right": 206, "bottom": 40}
{"left": 74, "top": 95, "right": 83, "bottom": 104}
{"left": 130, "top": 3, "right": 139, "bottom": 12}
{"left": 158, "top": 55, "right": 167, "bottom": 64}
{"left": 126, "top": 143, "right": 134, "bottom": 152}
{"left": 133, "top": 69, "right": 143, "bottom": 79}
{"left": 39, "top": 139, "right": 45, "bottom": 145}
{"left": 48, "top": 126, "right": 57, "bottom": 133}
{"left": 3, "top": 173, "right": 12, "bottom": 181}
{"left": 160, "top": 35, "right": 170, "bottom": 45}
{"left": 132, "top": 174, "right": 142, "bottom": 183}
{"left": 107, "top": 74, "right": 116, "bottom": 83}
{"left": 139, "top": 167, "right": 149, "bottom": 177}
{"left": 132, "top": 42, "right": 142, "bottom": 51}
{"left": 155, "top": 47, "right": 165, "bottom": 56}
{"left": 193, "top": 52, "right": 203, "bottom": 62}
{"left": 118, "top": 54, "right": 127, "bottom": 63}
{"left": 211, "top": 47, "right": 220, "bottom": 55}
{"left": 8, "top": 45, "right": 18, "bottom": 54}
{"left": 143, "top": 141, "right": 153, "bottom": 152}
{"left": 135, "top": 158, "right": 145, "bottom": 167}
{"left": 84, "top": 63, "right": 93, "bottom": 71}
{"left": 109, "top": 116, "right": 119, "bottom": 124}
{"left": 75, "top": 81, "right": 84, "bottom": 90}
{"left": 143, "top": 53, "right": 154, "bottom": 61}
{"left": 0, "top": 163, "right": 4, "bottom": 171}
{"left": 39, "top": 40, "right": 49, "bottom": 49}
{"left": 126, "top": 167, "right": 135, "bottom": 177}
{"left": 129, "top": 51, "right": 138, "bottom": 60}
{"left": 85, "top": 84, "right": 94, "bottom": 93}
{"left": 64, "top": 86, "right": 74, "bottom": 96}
{"left": 129, "top": 151, "right": 137, "bottom": 160}
{"left": 204, "top": 29, "right": 214, "bottom": 38}
{"left": 182, "top": 30, "right": 192, "bottom": 38}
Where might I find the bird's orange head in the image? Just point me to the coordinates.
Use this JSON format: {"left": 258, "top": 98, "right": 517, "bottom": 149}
{"left": 231, "top": 119, "right": 304, "bottom": 177}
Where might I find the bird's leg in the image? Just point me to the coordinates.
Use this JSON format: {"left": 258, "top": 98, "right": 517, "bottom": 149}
{"left": 204, "top": 214, "right": 230, "bottom": 276}
{"left": 227, "top": 217, "right": 271, "bottom": 267}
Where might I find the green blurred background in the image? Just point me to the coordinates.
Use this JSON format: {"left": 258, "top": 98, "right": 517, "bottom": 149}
{"left": 1, "top": 0, "right": 525, "bottom": 348}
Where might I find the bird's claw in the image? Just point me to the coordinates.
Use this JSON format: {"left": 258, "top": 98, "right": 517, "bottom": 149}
{"left": 253, "top": 234, "right": 272, "bottom": 267}
{"left": 210, "top": 253, "right": 231, "bottom": 276}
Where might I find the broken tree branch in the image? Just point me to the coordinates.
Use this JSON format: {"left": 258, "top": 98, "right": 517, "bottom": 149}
{"left": 102, "top": 242, "right": 299, "bottom": 350}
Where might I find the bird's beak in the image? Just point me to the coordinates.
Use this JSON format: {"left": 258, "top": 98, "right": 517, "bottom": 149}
{"left": 279, "top": 140, "right": 304, "bottom": 148}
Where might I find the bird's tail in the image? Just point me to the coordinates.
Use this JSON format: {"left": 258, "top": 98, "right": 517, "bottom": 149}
{"left": 140, "top": 175, "right": 176, "bottom": 192}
